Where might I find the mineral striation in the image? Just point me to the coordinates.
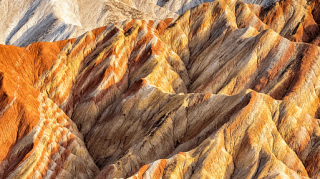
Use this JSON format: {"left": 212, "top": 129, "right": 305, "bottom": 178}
{"left": 1, "top": 0, "right": 320, "bottom": 178}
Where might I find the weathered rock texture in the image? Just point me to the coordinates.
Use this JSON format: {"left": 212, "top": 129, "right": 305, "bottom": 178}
{"left": 0, "top": 0, "right": 177, "bottom": 47}
{"left": 2, "top": 0, "right": 320, "bottom": 178}
{"left": 0, "top": 40, "right": 99, "bottom": 178}
{"left": 0, "top": 0, "right": 286, "bottom": 47}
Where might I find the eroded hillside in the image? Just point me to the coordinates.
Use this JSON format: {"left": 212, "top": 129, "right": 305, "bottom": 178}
{"left": 1, "top": 0, "right": 320, "bottom": 178}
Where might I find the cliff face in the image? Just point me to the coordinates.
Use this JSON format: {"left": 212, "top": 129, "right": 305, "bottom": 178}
{"left": 2, "top": 0, "right": 320, "bottom": 178}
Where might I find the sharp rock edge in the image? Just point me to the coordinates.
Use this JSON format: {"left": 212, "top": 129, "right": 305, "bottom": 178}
{"left": 1, "top": 0, "right": 320, "bottom": 178}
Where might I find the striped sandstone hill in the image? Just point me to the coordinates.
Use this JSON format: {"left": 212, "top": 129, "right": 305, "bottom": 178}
{"left": 2, "top": 0, "right": 320, "bottom": 178}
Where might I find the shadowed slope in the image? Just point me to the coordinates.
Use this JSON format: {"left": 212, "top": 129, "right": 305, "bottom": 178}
{"left": 2, "top": 0, "right": 320, "bottom": 178}
{"left": 0, "top": 40, "right": 99, "bottom": 178}
{"left": 30, "top": 0, "right": 320, "bottom": 177}
{"left": 0, "top": 0, "right": 177, "bottom": 47}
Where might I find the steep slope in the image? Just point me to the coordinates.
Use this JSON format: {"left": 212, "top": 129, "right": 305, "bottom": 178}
{"left": 0, "top": 0, "right": 177, "bottom": 47}
{"left": 2, "top": 0, "right": 320, "bottom": 178}
{"left": 252, "top": 0, "right": 320, "bottom": 44}
{"left": 0, "top": 0, "right": 290, "bottom": 48}
{"left": 34, "top": 19, "right": 188, "bottom": 136}
{"left": 0, "top": 0, "right": 82, "bottom": 47}
{"left": 0, "top": 40, "right": 99, "bottom": 178}
{"left": 32, "top": 0, "right": 320, "bottom": 178}
{"left": 87, "top": 1, "right": 320, "bottom": 177}
{"left": 133, "top": 0, "right": 277, "bottom": 15}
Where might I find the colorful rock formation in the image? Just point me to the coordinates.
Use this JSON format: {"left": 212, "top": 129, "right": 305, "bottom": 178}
{"left": 0, "top": 0, "right": 177, "bottom": 47}
{"left": 1, "top": 0, "right": 320, "bottom": 178}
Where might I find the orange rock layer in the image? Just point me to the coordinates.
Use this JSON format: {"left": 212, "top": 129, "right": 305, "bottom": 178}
{"left": 2, "top": 0, "right": 320, "bottom": 178}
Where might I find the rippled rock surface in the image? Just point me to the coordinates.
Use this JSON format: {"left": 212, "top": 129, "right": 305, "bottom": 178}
{"left": 1, "top": 0, "right": 320, "bottom": 178}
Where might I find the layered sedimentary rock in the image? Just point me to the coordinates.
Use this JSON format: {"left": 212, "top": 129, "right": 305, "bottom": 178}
{"left": 0, "top": 0, "right": 177, "bottom": 47}
{"left": 0, "top": 0, "right": 289, "bottom": 47}
{"left": 0, "top": 41, "right": 99, "bottom": 178}
{"left": 2, "top": 0, "right": 320, "bottom": 178}
{"left": 250, "top": 0, "right": 320, "bottom": 45}
{"left": 156, "top": 0, "right": 275, "bottom": 14}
